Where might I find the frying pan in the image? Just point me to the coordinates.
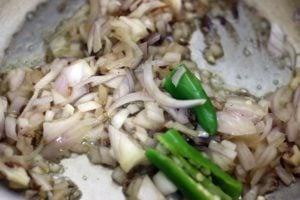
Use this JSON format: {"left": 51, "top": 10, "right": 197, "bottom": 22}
{"left": 0, "top": 0, "right": 299, "bottom": 199}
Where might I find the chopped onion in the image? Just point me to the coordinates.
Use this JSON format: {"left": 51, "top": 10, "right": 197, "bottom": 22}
{"left": 119, "top": 17, "right": 148, "bottom": 42}
{"left": 107, "top": 92, "right": 153, "bottom": 115}
{"left": 31, "top": 173, "right": 52, "bottom": 191}
{"left": 224, "top": 97, "right": 267, "bottom": 123}
{"left": 77, "top": 101, "right": 101, "bottom": 112}
{"left": 243, "top": 185, "right": 259, "bottom": 200}
{"left": 256, "top": 145, "right": 277, "bottom": 168}
{"left": 8, "top": 69, "right": 25, "bottom": 91}
{"left": 43, "top": 113, "right": 81, "bottom": 142}
{"left": 133, "top": 110, "right": 164, "bottom": 130}
{"left": 0, "top": 162, "right": 30, "bottom": 189}
{"left": 133, "top": 175, "right": 165, "bottom": 200}
{"left": 209, "top": 140, "right": 237, "bottom": 160}
{"left": 74, "top": 92, "right": 98, "bottom": 106}
{"left": 129, "top": 1, "right": 166, "bottom": 18}
{"left": 111, "top": 109, "right": 130, "bottom": 129}
{"left": 217, "top": 111, "right": 258, "bottom": 136}
{"left": 53, "top": 74, "right": 69, "bottom": 96}
{"left": 51, "top": 89, "right": 68, "bottom": 105}
{"left": 236, "top": 142, "right": 256, "bottom": 171}
{"left": 9, "top": 96, "right": 27, "bottom": 115}
{"left": 275, "top": 165, "right": 294, "bottom": 185}
{"left": 270, "top": 86, "right": 293, "bottom": 122}
{"left": 153, "top": 172, "right": 177, "bottom": 195}
{"left": 109, "top": 125, "right": 145, "bottom": 172}
{"left": 78, "top": 73, "right": 125, "bottom": 87}
{"left": 63, "top": 59, "right": 93, "bottom": 87}
{"left": 5, "top": 117, "right": 17, "bottom": 140}
{"left": 171, "top": 66, "right": 186, "bottom": 87}
{"left": 161, "top": 106, "right": 189, "bottom": 124}
{"left": 145, "top": 102, "right": 165, "bottom": 124}
{"left": 143, "top": 61, "right": 206, "bottom": 108}
{"left": 163, "top": 52, "right": 182, "bottom": 63}
{"left": 165, "top": 121, "right": 198, "bottom": 137}
{"left": 44, "top": 110, "right": 55, "bottom": 121}
{"left": 35, "top": 59, "right": 68, "bottom": 90}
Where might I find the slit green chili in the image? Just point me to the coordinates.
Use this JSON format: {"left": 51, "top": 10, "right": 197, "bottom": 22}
{"left": 163, "top": 64, "right": 217, "bottom": 135}
{"left": 157, "top": 129, "right": 243, "bottom": 200}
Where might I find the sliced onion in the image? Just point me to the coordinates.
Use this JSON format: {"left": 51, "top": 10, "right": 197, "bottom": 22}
{"left": 145, "top": 102, "right": 165, "bottom": 124}
{"left": 165, "top": 121, "right": 198, "bottom": 137}
{"left": 78, "top": 73, "right": 125, "bottom": 87}
{"left": 77, "top": 101, "right": 101, "bottom": 112}
{"left": 111, "top": 109, "right": 130, "bottom": 129}
{"left": 171, "top": 66, "right": 186, "bottom": 87}
{"left": 74, "top": 92, "right": 98, "bottom": 106}
{"left": 129, "top": 1, "right": 166, "bottom": 18}
{"left": 31, "top": 173, "right": 52, "bottom": 191}
{"left": 209, "top": 140, "right": 237, "bottom": 160}
{"left": 293, "top": 86, "right": 300, "bottom": 106}
{"left": 5, "top": 116, "right": 17, "bottom": 140}
{"left": 9, "top": 96, "right": 27, "bottom": 115}
{"left": 267, "top": 23, "right": 285, "bottom": 58}
{"left": 243, "top": 185, "right": 259, "bottom": 200}
{"left": 51, "top": 89, "right": 68, "bottom": 105}
{"left": 63, "top": 59, "right": 93, "bottom": 87}
{"left": 162, "top": 106, "right": 189, "bottom": 124}
{"left": 43, "top": 113, "right": 81, "bottom": 142}
{"left": 53, "top": 74, "right": 69, "bottom": 96}
{"left": 250, "top": 167, "right": 267, "bottom": 187}
{"left": 119, "top": 17, "right": 148, "bottom": 42}
{"left": 0, "top": 97, "right": 7, "bottom": 138}
{"left": 236, "top": 142, "right": 256, "bottom": 171}
{"left": 32, "top": 96, "right": 53, "bottom": 106}
{"left": 259, "top": 115, "right": 273, "bottom": 141}
{"left": 143, "top": 61, "right": 206, "bottom": 108}
{"left": 153, "top": 172, "right": 177, "bottom": 195}
{"left": 133, "top": 110, "right": 164, "bottom": 130}
{"left": 270, "top": 86, "right": 293, "bottom": 122}
{"left": 108, "top": 125, "right": 145, "bottom": 173}
{"left": 256, "top": 145, "right": 277, "bottom": 168}
{"left": 217, "top": 111, "right": 258, "bottom": 136}
{"left": 224, "top": 97, "right": 267, "bottom": 123}
{"left": 134, "top": 176, "right": 165, "bottom": 200}
{"left": 275, "top": 165, "right": 294, "bottom": 185}
{"left": 35, "top": 59, "right": 68, "bottom": 90}
{"left": 8, "top": 69, "right": 25, "bottom": 91}
{"left": 107, "top": 92, "right": 153, "bottom": 115}
{"left": 113, "top": 71, "right": 134, "bottom": 99}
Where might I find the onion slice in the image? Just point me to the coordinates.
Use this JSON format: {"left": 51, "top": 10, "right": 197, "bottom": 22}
{"left": 143, "top": 61, "right": 206, "bottom": 108}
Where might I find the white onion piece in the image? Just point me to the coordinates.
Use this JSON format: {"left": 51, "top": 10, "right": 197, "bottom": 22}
{"left": 256, "top": 145, "right": 277, "bottom": 168}
{"left": 74, "top": 92, "right": 98, "bottom": 106}
{"left": 209, "top": 140, "right": 237, "bottom": 160}
{"left": 9, "top": 96, "right": 27, "bottom": 115}
{"left": 143, "top": 61, "right": 206, "bottom": 108}
{"left": 243, "top": 185, "right": 259, "bottom": 200}
{"left": 171, "top": 66, "right": 185, "bottom": 87}
{"left": 69, "top": 85, "right": 89, "bottom": 103}
{"left": 133, "top": 110, "right": 164, "bottom": 130}
{"left": 43, "top": 113, "right": 81, "bottom": 142}
{"left": 119, "top": 17, "right": 148, "bottom": 42}
{"left": 108, "top": 125, "right": 145, "bottom": 173}
{"left": 63, "top": 59, "right": 93, "bottom": 87}
{"left": 210, "top": 152, "right": 233, "bottom": 171}
{"left": 35, "top": 59, "right": 68, "bottom": 90}
{"left": 0, "top": 97, "right": 7, "bottom": 138}
{"left": 104, "top": 76, "right": 125, "bottom": 89}
{"left": 275, "top": 165, "right": 294, "bottom": 185}
{"left": 165, "top": 121, "right": 198, "bottom": 137}
{"left": 113, "top": 71, "right": 134, "bottom": 99}
{"left": 51, "top": 89, "right": 68, "bottom": 105}
{"left": 29, "top": 112, "right": 44, "bottom": 127}
{"left": 31, "top": 173, "right": 52, "bottom": 191}
{"left": 111, "top": 109, "right": 130, "bottom": 129}
{"left": 236, "top": 142, "right": 256, "bottom": 171}
{"left": 77, "top": 101, "right": 101, "bottom": 112}
{"left": 53, "top": 74, "right": 69, "bottom": 96}
{"left": 217, "top": 111, "right": 257, "bottom": 136}
{"left": 108, "top": 92, "right": 153, "bottom": 115}
{"left": 78, "top": 73, "right": 125, "bottom": 87}
{"left": 220, "top": 140, "right": 236, "bottom": 151}
{"left": 8, "top": 68, "right": 25, "bottom": 91}
{"left": 259, "top": 115, "right": 273, "bottom": 141}
{"left": 130, "top": 1, "right": 166, "bottom": 18}
{"left": 62, "top": 104, "right": 75, "bottom": 118}
{"left": 286, "top": 117, "right": 298, "bottom": 142}
{"left": 250, "top": 167, "right": 267, "bottom": 187}
{"left": 5, "top": 117, "right": 17, "bottom": 140}
{"left": 161, "top": 106, "right": 189, "bottom": 124}
{"left": 44, "top": 110, "right": 55, "bottom": 121}
{"left": 32, "top": 96, "right": 53, "bottom": 106}
{"left": 0, "top": 162, "right": 30, "bottom": 188}
{"left": 145, "top": 102, "right": 165, "bottom": 124}
{"left": 135, "top": 175, "right": 165, "bottom": 200}
{"left": 153, "top": 172, "right": 177, "bottom": 195}
{"left": 163, "top": 52, "right": 182, "bottom": 63}
{"left": 293, "top": 86, "right": 300, "bottom": 106}
{"left": 270, "top": 86, "right": 293, "bottom": 122}
{"left": 224, "top": 97, "right": 267, "bottom": 123}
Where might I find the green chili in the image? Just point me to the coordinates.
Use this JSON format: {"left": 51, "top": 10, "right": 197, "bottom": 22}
{"left": 163, "top": 64, "right": 217, "bottom": 135}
